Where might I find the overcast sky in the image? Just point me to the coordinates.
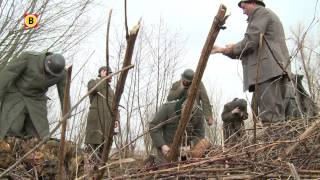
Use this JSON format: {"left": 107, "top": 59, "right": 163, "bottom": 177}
{"left": 82, "top": 0, "right": 319, "bottom": 105}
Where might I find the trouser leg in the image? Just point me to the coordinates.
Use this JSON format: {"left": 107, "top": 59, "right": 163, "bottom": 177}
{"left": 283, "top": 77, "right": 303, "bottom": 119}
{"left": 257, "top": 77, "right": 287, "bottom": 123}
{"left": 24, "top": 113, "right": 40, "bottom": 139}
{"left": 189, "top": 111, "right": 205, "bottom": 145}
{"left": 223, "top": 122, "right": 231, "bottom": 142}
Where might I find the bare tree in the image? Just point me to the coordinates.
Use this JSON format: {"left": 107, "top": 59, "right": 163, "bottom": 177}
{"left": 0, "top": 0, "right": 94, "bottom": 70}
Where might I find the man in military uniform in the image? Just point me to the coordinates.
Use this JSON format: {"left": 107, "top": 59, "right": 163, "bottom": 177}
{"left": 221, "top": 98, "right": 248, "bottom": 143}
{"left": 85, "top": 66, "right": 119, "bottom": 155}
{"left": 0, "top": 51, "right": 67, "bottom": 139}
{"left": 211, "top": 0, "right": 292, "bottom": 124}
{"left": 167, "top": 69, "right": 214, "bottom": 126}
{"left": 285, "top": 74, "right": 318, "bottom": 119}
{"left": 149, "top": 99, "right": 204, "bottom": 160}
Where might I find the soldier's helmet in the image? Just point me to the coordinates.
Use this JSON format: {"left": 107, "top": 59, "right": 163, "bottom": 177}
{"left": 44, "top": 53, "right": 65, "bottom": 77}
{"left": 98, "top": 66, "right": 112, "bottom": 77}
{"left": 181, "top": 69, "right": 194, "bottom": 83}
{"left": 238, "top": 0, "right": 265, "bottom": 7}
{"left": 233, "top": 98, "right": 247, "bottom": 111}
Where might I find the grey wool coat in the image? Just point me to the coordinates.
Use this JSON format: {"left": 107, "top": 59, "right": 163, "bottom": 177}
{"left": 85, "top": 78, "right": 115, "bottom": 145}
{"left": 224, "top": 5, "right": 291, "bottom": 91}
{"left": 0, "top": 52, "right": 66, "bottom": 139}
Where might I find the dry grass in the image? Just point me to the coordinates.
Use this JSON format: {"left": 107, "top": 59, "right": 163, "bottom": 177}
{"left": 113, "top": 116, "right": 320, "bottom": 179}
{"left": 1, "top": 116, "right": 320, "bottom": 179}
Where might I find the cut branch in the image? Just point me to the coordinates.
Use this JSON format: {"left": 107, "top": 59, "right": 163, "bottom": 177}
{"left": 97, "top": 20, "right": 141, "bottom": 179}
{"left": 124, "top": 0, "right": 129, "bottom": 38}
{"left": 58, "top": 65, "right": 72, "bottom": 180}
{"left": 167, "top": 4, "right": 228, "bottom": 162}
{"left": 106, "top": 9, "right": 112, "bottom": 68}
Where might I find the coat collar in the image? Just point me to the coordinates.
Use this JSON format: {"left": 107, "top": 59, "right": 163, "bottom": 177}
{"left": 247, "top": 5, "right": 264, "bottom": 22}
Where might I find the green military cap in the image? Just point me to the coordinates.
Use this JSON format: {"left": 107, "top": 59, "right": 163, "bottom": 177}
{"left": 98, "top": 66, "right": 112, "bottom": 77}
{"left": 232, "top": 98, "right": 247, "bottom": 111}
{"left": 44, "top": 53, "right": 66, "bottom": 77}
{"left": 181, "top": 69, "right": 194, "bottom": 83}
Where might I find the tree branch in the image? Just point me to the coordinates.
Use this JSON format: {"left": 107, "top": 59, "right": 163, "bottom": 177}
{"left": 167, "top": 4, "right": 228, "bottom": 161}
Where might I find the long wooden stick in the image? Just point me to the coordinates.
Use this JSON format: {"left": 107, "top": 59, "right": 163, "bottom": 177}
{"left": 58, "top": 65, "right": 72, "bottom": 180}
{"left": 106, "top": 9, "right": 112, "bottom": 69}
{"left": 252, "top": 33, "right": 264, "bottom": 143}
{"left": 103, "top": 8, "right": 114, "bottom": 153}
{"left": 97, "top": 21, "right": 141, "bottom": 179}
{"left": 167, "top": 4, "right": 229, "bottom": 162}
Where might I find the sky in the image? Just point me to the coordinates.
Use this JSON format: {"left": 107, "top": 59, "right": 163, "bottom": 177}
{"left": 82, "top": 0, "right": 320, "bottom": 106}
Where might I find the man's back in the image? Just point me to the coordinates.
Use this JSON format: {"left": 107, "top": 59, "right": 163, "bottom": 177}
{"left": 1, "top": 52, "right": 65, "bottom": 98}
{"left": 149, "top": 101, "right": 205, "bottom": 149}
{"left": 0, "top": 51, "right": 67, "bottom": 139}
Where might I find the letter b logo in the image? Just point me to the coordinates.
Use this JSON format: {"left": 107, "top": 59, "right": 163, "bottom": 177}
{"left": 24, "top": 13, "right": 39, "bottom": 29}
{"left": 28, "top": 17, "right": 34, "bottom": 24}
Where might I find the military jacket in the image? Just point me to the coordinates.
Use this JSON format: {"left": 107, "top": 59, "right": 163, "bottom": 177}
{"left": 149, "top": 102, "right": 204, "bottom": 149}
{"left": 85, "top": 78, "right": 115, "bottom": 144}
{"left": 221, "top": 98, "right": 248, "bottom": 123}
{"left": 167, "top": 80, "right": 213, "bottom": 120}
{"left": 0, "top": 52, "right": 66, "bottom": 139}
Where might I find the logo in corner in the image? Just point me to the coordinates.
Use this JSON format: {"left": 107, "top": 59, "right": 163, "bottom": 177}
{"left": 24, "top": 13, "right": 39, "bottom": 29}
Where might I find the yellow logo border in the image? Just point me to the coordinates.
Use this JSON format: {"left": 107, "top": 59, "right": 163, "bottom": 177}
{"left": 24, "top": 14, "right": 38, "bottom": 29}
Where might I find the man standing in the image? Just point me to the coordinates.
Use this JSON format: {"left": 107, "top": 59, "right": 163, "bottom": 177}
{"left": 149, "top": 99, "right": 204, "bottom": 160}
{"left": 0, "top": 51, "right": 67, "bottom": 139}
{"left": 85, "top": 66, "right": 119, "bottom": 154}
{"left": 167, "top": 69, "right": 214, "bottom": 126}
{"left": 212, "top": 0, "right": 292, "bottom": 123}
{"left": 221, "top": 98, "right": 248, "bottom": 143}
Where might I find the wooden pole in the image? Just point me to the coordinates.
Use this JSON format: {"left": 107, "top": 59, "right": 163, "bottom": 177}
{"left": 58, "top": 65, "right": 72, "bottom": 180}
{"left": 252, "top": 33, "right": 264, "bottom": 143}
{"left": 167, "top": 4, "right": 229, "bottom": 162}
{"left": 97, "top": 21, "right": 141, "bottom": 180}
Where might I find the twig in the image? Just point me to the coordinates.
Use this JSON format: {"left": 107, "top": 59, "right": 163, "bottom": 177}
{"left": 281, "top": 118, "right": 320, "bottom": 159}
{"left": 106, "top": 9, "right": 112, "bottom": 69}
{"left": 288, "top": 162, "right": 300, "bottom": 180}
{"left": 76, "top": 158, "right": 136, "bottom": 180}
